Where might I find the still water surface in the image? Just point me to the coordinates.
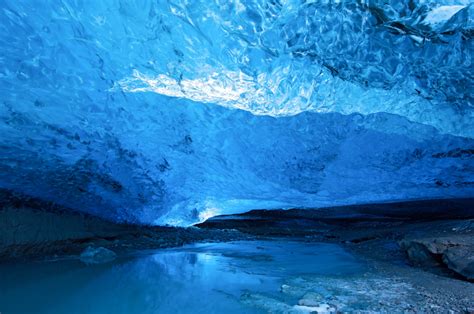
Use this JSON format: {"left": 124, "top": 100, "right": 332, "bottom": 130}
{"left": 0, "top": 241, "right": 365, "bottom": 314}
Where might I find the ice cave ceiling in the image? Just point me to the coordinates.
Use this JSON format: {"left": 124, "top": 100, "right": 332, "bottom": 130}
{"left": 0, "top": 0, "right": 473, "bottom": 225}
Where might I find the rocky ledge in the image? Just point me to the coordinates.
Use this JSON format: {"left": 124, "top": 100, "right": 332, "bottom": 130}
{"left": 400, "top": 234, "right": 474, "bottom": 281}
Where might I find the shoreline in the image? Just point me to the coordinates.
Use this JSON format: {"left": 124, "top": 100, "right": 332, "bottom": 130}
{"left": 1, "top": 199, "right": 473, "bottom": 312}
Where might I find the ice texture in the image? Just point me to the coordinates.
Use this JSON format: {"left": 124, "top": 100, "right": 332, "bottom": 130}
{"left": 0, "top": 1, "right": 473, "bottom": 225}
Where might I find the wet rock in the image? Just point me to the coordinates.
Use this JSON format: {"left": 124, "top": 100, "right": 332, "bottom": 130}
{"left": 443, "top": 246, "right": 474, "bottom": 281}
{"left": 399, "top": 236, "right": 474, "bottom": 281}
{"left": 298, "top": 292, "right": 324, "bottom": 306}
{"left": 80, "top": 246, "right": 117, "bottom": 264}
{"left": 399, "top": 239, "right": 442, "bottom": 266}
{"left": 280, "top": 284, "right": 291, "bottom": 292}
{"left": 280, "top": 284, "right": 301, "bottom": 295}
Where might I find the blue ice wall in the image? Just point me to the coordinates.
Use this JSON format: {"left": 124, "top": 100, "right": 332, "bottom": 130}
{"left": 0, "top": 1, "right": 473, "bottom": 225}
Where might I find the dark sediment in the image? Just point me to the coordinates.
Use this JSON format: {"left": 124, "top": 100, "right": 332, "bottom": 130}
{"left": 0, "top": 189, "right": 247, "bottom": 261}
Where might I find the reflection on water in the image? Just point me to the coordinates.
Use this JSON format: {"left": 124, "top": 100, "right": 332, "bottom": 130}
{"left": 0, "top": 241, "right": 365, "bottom": 314}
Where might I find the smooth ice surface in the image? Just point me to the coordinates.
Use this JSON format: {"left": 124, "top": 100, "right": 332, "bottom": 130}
{"left": 1, "top": 1, "right": 473, "bottom": 225}
{"left": 0, "top": 241, "right": 364, "bottom": 314}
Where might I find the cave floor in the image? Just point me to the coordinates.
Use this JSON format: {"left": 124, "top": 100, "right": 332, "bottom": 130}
{"left": 1, "top": 236, "right": 473, "bottom": 314}
{"left": 1, "top": 199, "right": 474, "bottom": 313}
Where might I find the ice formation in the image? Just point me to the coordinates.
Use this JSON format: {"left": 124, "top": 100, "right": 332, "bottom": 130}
{"left": 0, "top": 0, "right": 473, "bottom": 225}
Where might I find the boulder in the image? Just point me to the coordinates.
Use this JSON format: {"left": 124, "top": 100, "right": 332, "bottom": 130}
{"left": 443, "top": 246, "right": 474, "bottom": 281}
{"left": 399, "top": 236, "right": 474, "bottom": 281}
{"left": 399, "top": 239, "right": 442, "bottom": 266}
{"left": 80, "top": 246, "right": 117, "bottom": 265}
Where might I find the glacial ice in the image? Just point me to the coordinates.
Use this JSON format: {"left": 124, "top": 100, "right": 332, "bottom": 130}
{"left": 0, "top": 0, "right": 473, "bottom": 225}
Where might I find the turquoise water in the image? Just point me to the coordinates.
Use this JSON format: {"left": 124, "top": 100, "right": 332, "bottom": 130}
{"left": 0, "top": 241, "right": 365, "bottom": 314}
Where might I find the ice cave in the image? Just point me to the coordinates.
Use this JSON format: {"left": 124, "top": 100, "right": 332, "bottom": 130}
{"left": 0, "top": 1, "right": 473, "bottom": 313}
